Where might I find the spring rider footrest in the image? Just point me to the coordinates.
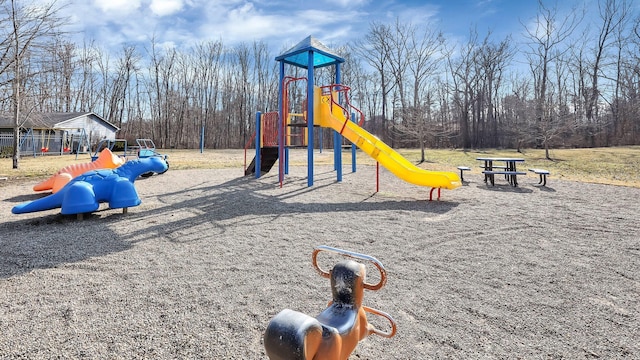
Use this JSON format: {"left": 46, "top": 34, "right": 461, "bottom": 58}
{"left": 263, "top": 245, "right": 397, "bottom": 360}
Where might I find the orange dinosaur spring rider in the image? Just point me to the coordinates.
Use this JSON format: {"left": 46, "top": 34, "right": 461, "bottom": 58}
{"left": 264, "top": 245, "right": 397, "bottom": 360}
{"left": 33, "top": 148, "right": 125, "bottom": 194}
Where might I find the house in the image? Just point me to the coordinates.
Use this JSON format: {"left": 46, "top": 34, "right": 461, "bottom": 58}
{"left": 0, "top": 112, "right": 119, "bottom": 155}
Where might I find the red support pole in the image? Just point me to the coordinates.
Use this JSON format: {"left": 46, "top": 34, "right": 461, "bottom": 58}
{"left": 429, "top": 188, "right": 442, "bottom": 201}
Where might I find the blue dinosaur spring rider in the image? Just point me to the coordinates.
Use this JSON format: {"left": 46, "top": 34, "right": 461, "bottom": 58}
{"left": 12, "top": 157, "right": 168, "bottom": 219}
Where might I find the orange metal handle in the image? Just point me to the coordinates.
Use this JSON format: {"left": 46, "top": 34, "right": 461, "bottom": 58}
{"left": 364, "top": 306, "right": 397, "bottom": 338}
{"left": 311, "top": 245, "right": 387, "bottom": 290}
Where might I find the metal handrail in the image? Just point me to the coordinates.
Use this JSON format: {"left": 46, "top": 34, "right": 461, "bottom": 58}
{"left": 312, "top": 245, "right": 387, "bottom": 291}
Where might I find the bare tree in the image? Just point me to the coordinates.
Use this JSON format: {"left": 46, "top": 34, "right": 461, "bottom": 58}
{"left": 522, "top": 0, "right": 582, "bottom": 159}
{"left": 389, "top": 21, "right": 445, "bottom": 162}
{"left": 584, "top": 0, "right": 631, "bottom": 127}
{"left": 0, "top": 0, "right": 67, "bottom": 168}
{"left": 107, "top": 46, "right": 140, "bottom": 129}
{"left": 53, "top": 39, "right": 75, "bottom": 112}
{"left": 387, "top": 18, "right": 411, "bottom": 114}
{"left": 447, "top": 28, "right": 480, "bottom": 149}
{"left": 354, "top": 22, "right": 395, "bottom": 144}
{"left": 194, "top": 40, "right": 223, "bottom": 148}
{"left": 233, "top": 42, "right": 252, "bottom": 148}
{"left": 475, "top": 34, "right": 514, "bottom": 147}
{"left": 503, "top": 74, "right": 535, "bottom": 151}
{"left": 145, "top": 38, "right": 177, "bottom": 147}
{"left": 612, "top": 12, "right": 640, "bottom": 144}
{"left": 2, "top": 3, "right": 640, "bottom": 155}
{"left": 74, "top": 40, "right": 100, "bottom": 112}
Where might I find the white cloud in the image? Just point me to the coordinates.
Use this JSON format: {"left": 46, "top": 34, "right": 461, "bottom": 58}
{"left": 325, "top": 0, "right": 369, "bottom": 8}
{"left": 297, "top": 9, "right": 355, "bottom": 25}
{"left": 93, "top": 0, "right": 142, "bottom": 14}
{"left": 199, "top": 2, "right": 292, "bottom": 43}
{"left": 150, "top": 0, "right": 184, "bottom": 16}
{"left": 69, "top": 0, "right": 444, "bottom": 60}
{"left": 170, "top": 1, "right": 366, "bottom": 52}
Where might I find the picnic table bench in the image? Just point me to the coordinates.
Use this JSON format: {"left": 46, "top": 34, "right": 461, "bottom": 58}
{"left": 529, "top": 168, "right": 550, "bottom": 186}
{"left": 477, "top": 157, "right": 526, "bottom": 187}
{"left": 457, "top": 166, "right": 471, "bottom": 181}
{"left": 482, "top": 170, "right": 527, "bottom": 186}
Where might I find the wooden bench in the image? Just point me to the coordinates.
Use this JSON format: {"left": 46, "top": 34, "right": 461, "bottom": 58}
{"left": 482, "top": 170, "right": 527, "bottom": 187}
{"left": 457, "top": 166, "right": 471, "bottom": 181}
{"left": 529, "top": 168, "right": 550, "bottom": 186}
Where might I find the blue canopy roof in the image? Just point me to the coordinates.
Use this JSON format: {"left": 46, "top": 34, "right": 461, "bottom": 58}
{"left": 275, "top": 36, "right": 344, "bottom": 69}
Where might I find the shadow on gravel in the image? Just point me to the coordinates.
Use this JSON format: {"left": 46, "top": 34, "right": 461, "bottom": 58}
{"left": 117, "top": 172, "right": 460, "bottom": 244}
{"left": 4, "top": 192, "right": 50, "bottom": 203}
{"left": 535, "top": 185, "right": 556, "bottom": 192}
{"left": 0, "top": 170, "right": 457, "bottom": 278}
{"left": 476, "top": 183, "right": 534, "bottom": 193}
{"left": 0, "top": 211, "right": 130, "bottom": 279}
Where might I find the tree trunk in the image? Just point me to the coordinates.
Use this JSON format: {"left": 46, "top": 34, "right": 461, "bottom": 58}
{"left": 11, "top": 0, "right": 21, "bottom": 170}
{"left": 12, "top": 84, "right": 20, "bottom": 169}
{"left": 11, "top": 73, "right": 20, "bottom": 168}
{"left": 545, "top": 142, "right": 550, "bottom": 160}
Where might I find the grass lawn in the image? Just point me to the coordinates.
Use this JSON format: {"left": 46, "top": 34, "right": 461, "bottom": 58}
{"left": 396, "top": 146, "right": 640, "bottom": 188}
{"left": 1, "top": 146, "right": 639, "bottom": 188}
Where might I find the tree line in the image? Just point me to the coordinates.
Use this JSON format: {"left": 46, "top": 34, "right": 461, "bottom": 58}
{"left": 1, "top": 0, "right": 639, "bottom": 168}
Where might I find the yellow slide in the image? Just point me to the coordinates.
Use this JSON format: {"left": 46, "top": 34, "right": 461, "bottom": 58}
{"left": 315, "top": 89, "right": 461, "bottom": 190}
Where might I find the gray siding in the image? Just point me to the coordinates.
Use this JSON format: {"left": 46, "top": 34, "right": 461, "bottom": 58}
{"left": 57, "top": 115, "right": 117, "bottom": 144}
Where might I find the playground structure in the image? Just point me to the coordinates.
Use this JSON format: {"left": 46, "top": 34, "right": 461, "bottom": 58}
{"left": 12, "top": 157, "right": 168, "bottom": 219}
{"left": 245, "top": 36, "right": 460, "bottom": 199}
{"left": 263, "top": 245, "right": 396, "bottom": 360}
{"left": 33, "top": 148, "right": 125, "bottom": 194}
{"left": 91, "top": 138, "right": 130, "bottom": 160}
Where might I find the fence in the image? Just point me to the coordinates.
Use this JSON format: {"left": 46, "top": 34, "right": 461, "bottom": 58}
{"left": 0, "top": 132, "right": 87, "bottom": 157}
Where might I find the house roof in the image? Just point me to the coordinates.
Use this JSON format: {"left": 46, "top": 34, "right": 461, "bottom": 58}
{"left": 0, "top": 112, "right": 119, "bottom": 131}
{"left": 275, "top": 36, "right": 344, "bottom": 69}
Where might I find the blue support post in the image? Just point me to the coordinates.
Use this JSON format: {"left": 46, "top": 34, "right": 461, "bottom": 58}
{"left": 285, "top": 147, "right": 289, "bottom": 174}
{"left": 335, "top": 63, "right": 342, "bottom": 182}
{"left": 307, "top": 51, "right": 314, "bottom": 187}
{"left": 255, "top": 111, "right": 261, "bottom": 179}
{"left": 200, "top": 126, "right": 205, "bottom": 153}
{"left": 333, "top": 131, "right": 339, "bottom": 170}
{"left": 278, "top": 61, "right": 285, "bottom": 185}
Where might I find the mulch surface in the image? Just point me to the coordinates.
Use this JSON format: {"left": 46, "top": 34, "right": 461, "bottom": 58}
{"left": 1, "top": 164, "right": 638, "bottom": 359}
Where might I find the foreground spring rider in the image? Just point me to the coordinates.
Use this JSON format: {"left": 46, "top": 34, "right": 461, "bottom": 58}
{"left": 264, "top": 245, "right": 397, "bottom": 360}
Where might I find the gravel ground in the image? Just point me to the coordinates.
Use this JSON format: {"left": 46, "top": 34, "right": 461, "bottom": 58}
{"left": 0, "top": 162, "right": 638, "bottom": 359}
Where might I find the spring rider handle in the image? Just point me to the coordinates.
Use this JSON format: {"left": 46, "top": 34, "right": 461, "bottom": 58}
{"left": 363, "top": 306, "right": 397, "bottom": 338}
{"left": 264, "top": 245, "right": 397, "bottom": 360}
{"left": 312, "top": 245, "right": 387, "bottom": 290}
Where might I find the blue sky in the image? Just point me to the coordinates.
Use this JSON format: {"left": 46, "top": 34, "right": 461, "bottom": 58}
{"left": 63, "top": 0, "right": 587, "bottom": 54}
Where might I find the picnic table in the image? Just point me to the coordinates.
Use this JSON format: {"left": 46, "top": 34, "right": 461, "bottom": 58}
{"left": 477, "top": 157, "right": 526, "bottom": 187}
